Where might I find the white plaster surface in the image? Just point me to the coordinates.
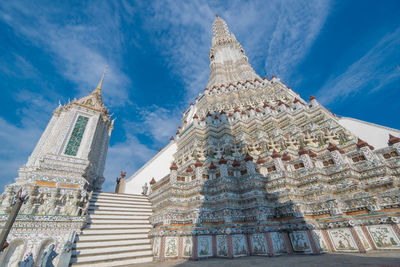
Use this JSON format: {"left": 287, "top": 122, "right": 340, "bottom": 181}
{"left": 124, "top": 142, "right": 177, "bottom": 194}
{"left": 338, "top": 117, "right": 400, "bottom": 149}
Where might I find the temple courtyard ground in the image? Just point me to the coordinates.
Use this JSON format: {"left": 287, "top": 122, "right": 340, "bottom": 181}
{"left": 130, "top": 251, "right": 400, "bottom": 266}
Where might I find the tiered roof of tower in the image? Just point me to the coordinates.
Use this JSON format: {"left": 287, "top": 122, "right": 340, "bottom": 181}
{"left": 54, "top": 67, "right": 113, "bottom": 130}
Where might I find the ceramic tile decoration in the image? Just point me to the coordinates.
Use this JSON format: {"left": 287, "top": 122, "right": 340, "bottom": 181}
{"left": 232, "top": 234, "right": 248, "bottom": 257}
{"left": 270, "top": 232, "right": 287, "bottom": 255}
{"left": 368, "top": 225, "right": 400, "bottom": 249}
{"left": 328, "top": 229, "right": 358, "bottom": 252}
{"left": 289, "top": 231, "right": 312, "bottom": 253}
{"left": 64, "top": 115, "right": 89, "bottom": 156}
{"left": 182, "top": 236, "right": 192, "bottom": 257}
{"left": 216, "top": 235, "right": 228, "bottom": 257}
{"left": 198, "top": 236, "right": 212, "bottom": 257}
{"left": 165, "top": 236, "right": 178, "bottom": 257}
{"left": 312, "top": 230, "right": 328, "bottom": 252}
{"left": 355, "top": 227, "right": 371, "bottom": 250}
{"left": 251, "top": 233, "right": 268, "bottom": 255}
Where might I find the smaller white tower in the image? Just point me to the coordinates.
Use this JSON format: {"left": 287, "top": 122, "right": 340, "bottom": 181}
{"left": 16, "top": 70, "right": 114, "bottom": 191}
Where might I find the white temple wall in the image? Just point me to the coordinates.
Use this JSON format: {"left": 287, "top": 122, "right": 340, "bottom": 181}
{"left": 124, "top": 142, "right": 176, "bottom": 195}
{"left": 338, "top": 117, "right": 400, "bottom": 149}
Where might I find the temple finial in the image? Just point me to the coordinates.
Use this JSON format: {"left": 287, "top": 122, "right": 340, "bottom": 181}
{"left": 93, "top": 65, "right": 108, "bottom": 94}
{"left": 212, "top": 15, "right": 230, "bottom": 40}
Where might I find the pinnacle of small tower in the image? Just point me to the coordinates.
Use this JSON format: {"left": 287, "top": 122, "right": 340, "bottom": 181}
{"left": 74, "top": 66, "right": 110, "bottom": 114}
{"left": 93, "top": 65, "right": 108, "bottom": 95}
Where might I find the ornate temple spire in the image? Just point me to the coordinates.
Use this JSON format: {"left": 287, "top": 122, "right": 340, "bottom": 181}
{"left": 207, "top": 15, "right": 260, "bottom": 88}
{"left": 93, "top": 65, "right": 108, "bottom": 95}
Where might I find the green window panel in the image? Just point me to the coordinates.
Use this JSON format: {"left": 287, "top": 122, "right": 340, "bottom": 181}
{"left": 64, "top": 116, "right": 89, "bottom": 156}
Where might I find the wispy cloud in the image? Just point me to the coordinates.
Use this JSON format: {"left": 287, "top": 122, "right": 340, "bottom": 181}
{"left": 102, "top": 103, "right": 181, "bottom": 189}
{"left": 317, "top": 28, "right": 400, "bottom": 104}
{"left": 14, "top": 90, "right": 56, "bottom": 128}
{"left": 0, "top": 118, "right": 42, "bottom": 190}
{"left": 0, "top": 89, "right": 58, "bottom": 188}
{"left": 125, "top": 106, "right": 181, "bottom": 144}
{"left": 0, "top": 1, "right": 131, "bottom": 107}
{"left": 103, "top": 134, "right": 156, "bottom": 192}
{"left": 265, "top": 1, "right": 331, "bottom": 82}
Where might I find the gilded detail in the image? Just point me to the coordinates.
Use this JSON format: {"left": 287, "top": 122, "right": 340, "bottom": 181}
{"left": 64, "top": 116, "right": 89, "bottom": 156}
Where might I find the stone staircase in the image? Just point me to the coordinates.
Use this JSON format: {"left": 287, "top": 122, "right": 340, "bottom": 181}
{"left": 70, "top": 192, "right": 154, "bottom": 266}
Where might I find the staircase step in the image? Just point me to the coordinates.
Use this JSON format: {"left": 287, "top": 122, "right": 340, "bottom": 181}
{"left": 81, "top": 228, "right": 151, "bottom": 235}
{"left": 87, "top": 219, "right": 149, "bottom": 224}
{"left": 72, "top": 244, "right": 152, "bottom": 256}
{"left": 88, "top": 210, "right": 152, "bottom": 215}
{"left": 92, "top": 193, "right": 148, "bottom": 200}
{"left": 76, "top": 233, "right": 149, "bottom": 241}
{"left": 70, "top": 256, "right": 153, "bottom": 267}
{"left": 90, "top": 196, "right": 150, "bottom": 203}
{"left": 90, "top": 200, "right": 152, "bottom": 207}
{"left": 86, "top": 224, "right": 151, "bottom": 229}
{"left": 74, "top": 239, "right": 150, "bottom": 249}
{"left": 88, "top": 214, "right": 150, "bottom": 220}
{"left": 70, "top": 249, "right": 152, "bottom": 264}
{"left": 93, "top": 192, "right": 148, "bottom": 197}
{"left": 88, "top": 206, "right": 152, "bottom": 212}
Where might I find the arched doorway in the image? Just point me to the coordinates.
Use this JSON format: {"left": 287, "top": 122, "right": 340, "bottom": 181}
{"left": 0, "top": 239, "right": 26, "bottom": 267}
{"left": 35, "top": 238, "right": 56, "bottom": 267}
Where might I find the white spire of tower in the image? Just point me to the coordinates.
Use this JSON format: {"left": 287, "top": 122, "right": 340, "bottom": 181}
{"left": 207, "top": 15, "right": 260, "bottom": 88}
{"left": 93, "top": 65, "right": 108, "bottom": 95}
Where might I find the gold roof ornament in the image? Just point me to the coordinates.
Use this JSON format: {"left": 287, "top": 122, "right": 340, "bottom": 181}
{"left": 93, "top": 65, "right": 108, "bottom": 94}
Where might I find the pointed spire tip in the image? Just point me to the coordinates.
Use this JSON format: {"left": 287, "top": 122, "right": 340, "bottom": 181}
{"left": 94, "top": 65, "right": 108, "bottom": 94}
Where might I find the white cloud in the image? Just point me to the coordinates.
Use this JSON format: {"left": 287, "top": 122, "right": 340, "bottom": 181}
{"left": 14, "top": 90, "right": 56, "bottom": 128}
{"left": 0, "top": 89, "right": 59, "bottom": 190}
{"left": 0, "top": 118, "right": 42, "bottom": 190}
{"left": 126, "top": 106, "right": 181, "bottom": 143}
{"left": 0, "top": 1, "right": 131, "bottom": 107}
{"left": 265, "top": 1, "right": 330, "bottom": 82}
{"left": 103, "top": 134, "right": 156, "bottom": 193}
{"left": 317, "top": 28, "right": 400, "bottom": 104}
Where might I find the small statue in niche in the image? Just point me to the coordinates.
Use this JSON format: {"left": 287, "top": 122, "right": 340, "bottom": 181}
{"left": 38, "top": 188, "right": 62, "bottom": 215}
{"left": 142, "top": 183, "right": 148, "bottom": 195}
{"left": 19, "top": 252, "right": 34, "bottom": 267}
{"left": 21, "top": 186, "right": 38, "bottom": 215}
{"left": 0, "top": 186, "right": 15, "bottom": 214}
{"left": 57, "top": 241, "right": 73, "bottom": 267}
{"left": 40, "top": 244, "right": 58, "bottom": 267}
{"left": 62, "top": 190, "right": 81, "bottom": 216}
{"left": 366, "top": 197, "right": 381, "bottom": 212}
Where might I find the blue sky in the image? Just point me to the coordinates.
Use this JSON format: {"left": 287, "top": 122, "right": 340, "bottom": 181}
{"left": 0, "top": 0, "right": 399, "bottom": 192}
